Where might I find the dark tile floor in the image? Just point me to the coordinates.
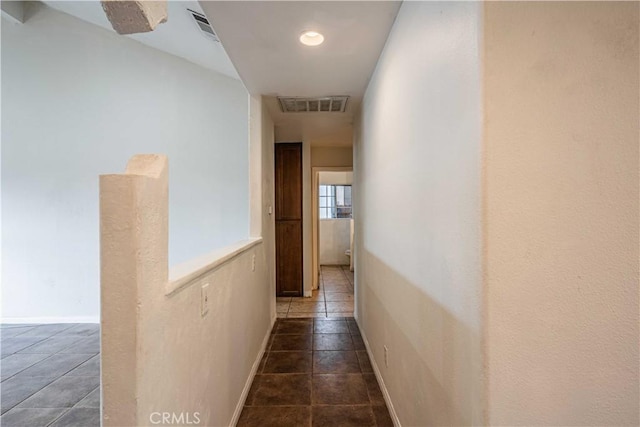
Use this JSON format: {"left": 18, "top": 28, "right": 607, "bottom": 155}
{"left": 0, "top": 323, "right": 100, "bottom": 427}
{"left": 238, "top": 317, "right": 393, "bottom": 427}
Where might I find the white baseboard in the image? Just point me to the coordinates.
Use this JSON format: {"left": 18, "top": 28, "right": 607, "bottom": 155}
{"left": 1, "top": 316, "right": 100, "bottom": 324}
{"left": 358, "top": 319, "right": 402, "bottom": 427}
{"left": 229, "top": 316, "right": 276, "bottom": 426}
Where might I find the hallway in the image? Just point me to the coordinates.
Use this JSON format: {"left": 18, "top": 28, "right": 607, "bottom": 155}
{"left": 277, "top": 266, "right": 355, "bottom": 318}
{"left": 2, "top": 1, "right": 638, "bottom": 426}
{"left": 238, "top": 317, "right": 393, "bottom": 426}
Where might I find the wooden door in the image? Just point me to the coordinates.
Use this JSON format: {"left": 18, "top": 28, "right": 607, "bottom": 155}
{"left": 275, "top": 143, "right": 303, "bottom": 296}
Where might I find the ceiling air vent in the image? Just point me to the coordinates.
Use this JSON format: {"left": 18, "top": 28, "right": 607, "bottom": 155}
{"left": 187, "top": 9, "right": 219, "bottom": 42}
{"left": 278, "top": 96, "right": 349, "bottom": 113}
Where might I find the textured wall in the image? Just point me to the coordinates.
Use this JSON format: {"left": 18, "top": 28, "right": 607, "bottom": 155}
{"left": 354, "top": 2, "right": 484, "bottom": 425}
{"left": 1, "top": 3, "right": 249, "bottom": 321}
{"left": 101, "top": 150, "right": 273, "bottom": 426}
{"left": 260, "top": 99, "right": 277, "bottom": 324}
{"left": 484, "top": 2, "right": 639, "bottom": 425}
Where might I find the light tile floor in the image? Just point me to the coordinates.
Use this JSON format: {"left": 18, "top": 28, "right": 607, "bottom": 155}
{"left": 0, "top": 323, "right": 100, "bottom": 427}
{"left": 277, "top": 265, "right": 355, "bottom": 318}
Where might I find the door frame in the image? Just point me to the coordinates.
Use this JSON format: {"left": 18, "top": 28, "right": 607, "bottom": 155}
{"left": 311, "top": 166, "right": 353, "bottom": 290}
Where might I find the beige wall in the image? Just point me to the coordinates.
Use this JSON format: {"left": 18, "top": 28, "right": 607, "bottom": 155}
{"left": 251, "top": 95, "right": 276, "bottom": 316}
{"left": 101, "top": 96, "right": 276, "bottom": 427}
{"left": 260, "top": 99, "right": 277, "bottom": 320}
{"left": 311, "top": 146, "right": 353, "bottom": 167}
{"left": 355, "top": 2, "right": 639, "bottom": 426}
{"left": 354, "top": 2, "right": 484, "bottom": 425}
{"left": 141, "top": 243, "right": 270, "bottom": 427}
{"left": 483, "top": 2, "right": 639, "bottom": 425}
{"left": 303, "top": 143, "right": 313, "bottom": 295}
{"left": 318, "top": 171, "right": 353, "bottom": 186}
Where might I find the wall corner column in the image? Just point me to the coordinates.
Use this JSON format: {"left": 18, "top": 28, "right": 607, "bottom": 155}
{"left": 100, "top": 154, "right": 169, "bottom": 427}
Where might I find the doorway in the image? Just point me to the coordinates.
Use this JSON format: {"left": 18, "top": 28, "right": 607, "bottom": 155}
{"left": 312, "top": 168, "right": 354, "bottom": 291}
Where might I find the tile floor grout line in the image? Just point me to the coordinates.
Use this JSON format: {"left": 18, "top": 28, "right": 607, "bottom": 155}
{"left": 241, "top": 320, "right": 391, "bottom": 425}
{"left": 1, "top": 376, "right": 58, "bottom": 413}
{"left": 340, "top": 265, "right": 354, "bottom": 288}
{"left": 2, "top": 351, "right": 97, "bottom": 408}
{"left": 8, "top": 323, "right": 75, "bottom": 341}
{"left": 6, "top": 366, "right": 97, "bottom": 412}
{"left": 323, "top": 272, "right": 328, "bottom": 316}
{"left": 1, "top": 324, "right": 105, "bottom": 427}
{"left": 0, "top": 352, "right": 58, "bottom": 384}
{"left": 44, "top": 407, "right": 73, "bottom": 427}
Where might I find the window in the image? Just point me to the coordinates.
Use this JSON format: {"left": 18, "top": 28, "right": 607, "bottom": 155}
{"left": 319, "top": 185, "right": 352, "bottom": 219}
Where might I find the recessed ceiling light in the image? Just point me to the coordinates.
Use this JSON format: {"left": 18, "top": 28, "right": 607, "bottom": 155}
{"left": 299, "top": 30, "right": 324, "bottom": 46}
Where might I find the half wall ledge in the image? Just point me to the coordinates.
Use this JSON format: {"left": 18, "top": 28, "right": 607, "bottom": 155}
{"left": 167, "top": 237, "right": 263, "bottom": 296}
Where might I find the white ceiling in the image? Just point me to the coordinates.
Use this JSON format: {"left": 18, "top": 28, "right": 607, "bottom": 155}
{"left": 201, "top": 1, "right": 401, "bottom": 146}
{"left": 42, "top": 0, "right": 239, "bottom": 79}
{"left": 42, "top": 1, "right": 401, "bottom": 147}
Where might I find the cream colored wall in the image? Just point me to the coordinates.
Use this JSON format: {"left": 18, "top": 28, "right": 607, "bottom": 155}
{"left": 354, "top": 2, "right": 484, "bottom": 425}
{"left": 483, "top": 2, "right": 639, "bottom": 425}
{"left": 140, "top": 243, "right": 271, "bottom": 427}
{"left": 303, "top": 142, "right": 313, "bottom": 296}
{"left": 318, "top": 171, "right": 353, "bottom": 185}
{"left": 101, "top": 156, "right": 274, "bottom": 427}
{"left": 260, "top": 98, "right": 277, "bottom": 321}
{"left": 249, "top": 95, "right": 263, "bottom": 238}
{"left": 319, "top": 220, "right": 351, "bottom": 265}
{"left": 311, "top": 146, "right": 353, "bottom": 167}
{"left": 101, "top": 96, "right": 275, "bottom": 426}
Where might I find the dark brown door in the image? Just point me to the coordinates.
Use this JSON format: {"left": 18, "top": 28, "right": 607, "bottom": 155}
{"left": 275, "top": 143, "right": 303, "bottom": 296}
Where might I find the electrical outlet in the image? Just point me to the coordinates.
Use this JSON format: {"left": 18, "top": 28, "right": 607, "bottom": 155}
{"left": 384, "top": 345, "right": 389, "bottom": 367}
{"left": 251, "top": 254, "right": 256, "bottom": 272}
{"left": 201, "top": 283, "right": 210, "bottom": 317}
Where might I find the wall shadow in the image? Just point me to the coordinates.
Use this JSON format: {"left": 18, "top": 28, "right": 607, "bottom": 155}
{"left": 356, "top": 249, "right": 484, "bottom": 426}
